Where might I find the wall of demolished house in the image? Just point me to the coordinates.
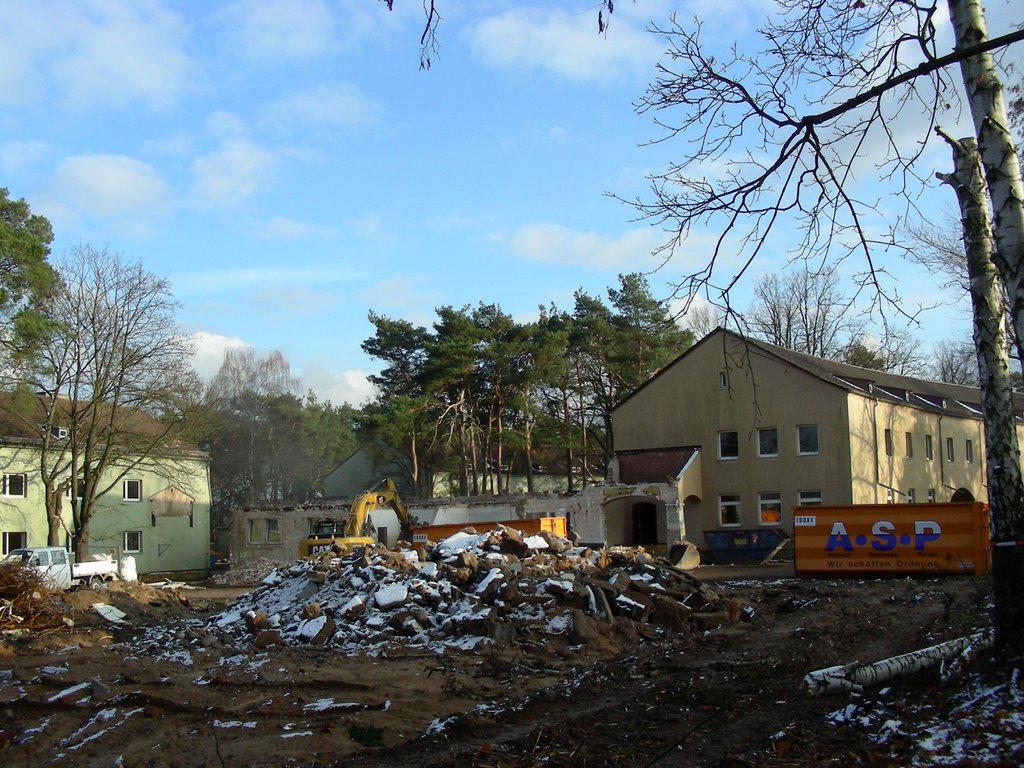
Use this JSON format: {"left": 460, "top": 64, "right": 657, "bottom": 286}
{"left": 228, "top": 483, "right": 683, "bottom": 567}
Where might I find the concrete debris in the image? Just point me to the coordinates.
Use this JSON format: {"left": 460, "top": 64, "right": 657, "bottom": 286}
{"left": 205, "top": 558, "right": 280, "bottom": 586}
{"left": 212, "top": 527, "right": 737, "bottom": 655}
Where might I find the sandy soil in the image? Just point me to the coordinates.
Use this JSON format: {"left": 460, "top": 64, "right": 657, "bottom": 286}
{"left": 0, "top": 564, "right": 1005, "bottom": 768}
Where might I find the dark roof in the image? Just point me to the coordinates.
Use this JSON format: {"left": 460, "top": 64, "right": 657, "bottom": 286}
{"left": 0, "top": 392, "right": 204, "bottom": 452}
{"left": 613, "top": 327, "right": 1024, "bottom": 422}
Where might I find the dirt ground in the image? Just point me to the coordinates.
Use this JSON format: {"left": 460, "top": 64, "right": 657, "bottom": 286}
{"left": 0, "top": 565, "right": 1004, "bottom": 767}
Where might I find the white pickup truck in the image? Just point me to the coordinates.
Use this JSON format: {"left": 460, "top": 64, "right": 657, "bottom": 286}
{"left": 2, "top": 546, "right": 118, "bottom": 590}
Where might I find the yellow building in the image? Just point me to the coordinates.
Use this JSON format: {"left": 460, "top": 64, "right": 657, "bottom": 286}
{"left": 611, "top": 328, "right": 1020, "bottom": 556}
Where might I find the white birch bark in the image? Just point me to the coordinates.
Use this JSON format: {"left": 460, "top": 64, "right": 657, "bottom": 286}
{"left": 804, "top": 630, "right": 994, "bottom": 696}
{"left": 948, "top": 0, "right": 1024, "bottom": 650}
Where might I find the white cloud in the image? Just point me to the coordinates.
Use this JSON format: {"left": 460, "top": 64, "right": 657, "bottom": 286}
{"left": 259, "top": 84, "right": 381, "bottom": 135}
{"left": 498, "top": 223, "right": 663, "bottom": 270}
{"left": 0, "top": 0, "right": 198, "bottom": 111}
{"left": 360, "top": 275, "right": 442, "bottom": 315}
{"left": 0, "top": 140, "right": 51, "bottom": 176}
{"left": 215, "top": 0, "right": 335, "bottom": 61}
{"left": 143, "top": 131, "right": 197, "bottom": 158}
{"left": 256, "top": 216, "right": 339, "bottom": 240}
{"left": 190, "top": 330, "right": 249, "bottom": 380}
{"left": 189, "top": 138, "right": 276, "bottom": 207}
{"left": 299, "top": 364, "right": 374, "bottom": 407}
{"left": 467, "top": 8, "right": 660, "bottom": 84}
{"left": 347, "top": 213, "right": 384, "bottom": 239}
{"left": 173, "top": 267, "right": 363, "bottom": 295}
{"left": 252, "top": 284, "right": 339, "bottom": 317}
{"left": 50, "top": 154, "right": 169, "bottom": 218}
{"left": 206, "top": 110, "right": 250, "bottom": 139}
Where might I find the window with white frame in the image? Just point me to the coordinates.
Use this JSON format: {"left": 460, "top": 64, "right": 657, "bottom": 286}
{"left": 798, "top": 490, "right": 822, "bottom": 506}
{"left": 247, "top": 517, "right": 282, "bottom": 544}
{"left": 925, "top": 434, "right": 934, "bottom": 460}
{"left": 718, "top": 430, "right": 739, "bottom": 460}
{"left": 757, "top": 427, "right": 779, "bottom": 458}
{"left": 64, "top": 478, "right": 83, "bottom": 500}
{"left": 2, "top": 473, "right": 26, "bottom": 497}
{"left": 928, "top": 488, "right": 935, "bottom": 503}
{"left": 2, "top": 531, "right": 27, "bottom": 554}
{"left": 719, "top": 495, "right": 741, "bottom": 526}
{"left": 797, "top": 424, "right": 819, "bottom": 455}
{"left": 758, "top": 492, "right": 782, "bottom": 525}
{"left": 123, "top": 530, "right": 142, "bottom": 553}
{"left": 965, "top": 439, "right": 974, "bottom": 463}
{"left": 122, "top": 479, "right": 142, "bottom": 501}
{"left": 946, "top": 437, "right": 955, "bottom": 462}
{"left": 907, "top": 488, "right": 916, "bottom": 504}
{"left": 49, "top": 425, "right": 68, "bottom": 440}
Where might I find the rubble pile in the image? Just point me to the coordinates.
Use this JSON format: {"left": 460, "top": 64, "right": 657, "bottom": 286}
{"left": 213, "top": 526, "right": 736, "bottom": 655}
{"left": 205, "top": 558, "right": 280, "bottom": 586}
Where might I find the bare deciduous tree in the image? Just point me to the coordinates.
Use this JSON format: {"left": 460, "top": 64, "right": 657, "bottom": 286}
{"left": 746, "top": 266, "right": 859, "bottom": 358}
{"left": 931, "top": 338, "right": 980, "bottom": 385}
{"left": 627, "top": 0, "right": 1024, "bottom": 647}
{"left": 25, "top": 245, "right": 198, "bottom": 558}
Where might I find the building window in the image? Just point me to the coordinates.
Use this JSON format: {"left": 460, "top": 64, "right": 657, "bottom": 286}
{"left": 797, "top": 424, "right": 819, "bottom": 455}
{"left": 758, "top": 492, "right": 782, "bottom": 525}
{"left": 719, "top": 370, "right": 728, "bottom": 389}
{"left": 719, "top": 430, "right": 739, "bottom": 460}
{"left": 2, "top": 474, "right": 27, "bottom": 498}
{"left": 49, "top": 425, "right": 69, "bottom": 440}
{"left": 248, "top": 517, "right": 282, "bottom": 544}
{"left": 122, "top": 479, "right": 143, "bottom": 501}
{"left": 719, "top": 495, "right": 741, "bottom": 527}
{"left": 123, "top": 530, "right": 142, "bottom": 553}
{"left": 925, "top": 434, "right": 934, "bottom": 460}
{"left": 907, "top": 488, "right": 916, "bottom": 504}
{"left": 905, "top": 432, "right": 913, "bottom": 458}
{"left": 946, "top": 437, "right": 955, "bottom": 462}
{"left": 884, "top": 429, "right": 893, "bottom": 456}
{"left": 2, "top": 531, "right": 27, "bottom": 555}
{"left": 798, "top": 490, "right": 822, "bottom": 506}
{"left": 757, "top": 427, "right": 779, "bottom": 458}
{"left": 886, "top": 488, "right": 894, "bottom": 504}
{"left": 965, "top": 439, "right": 974, "bottom": 463}
{"left": 928, "top": 488, "right": 935, "bottom": 503}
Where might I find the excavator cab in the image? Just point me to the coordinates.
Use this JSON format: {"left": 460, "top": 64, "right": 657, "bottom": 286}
{"left": 297, "top": 479, "right": 414, "bottom": 559}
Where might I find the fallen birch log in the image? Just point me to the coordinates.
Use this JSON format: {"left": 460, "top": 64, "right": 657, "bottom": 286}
{"left": 803, "top": 629, "right": 994, "bottom": 696}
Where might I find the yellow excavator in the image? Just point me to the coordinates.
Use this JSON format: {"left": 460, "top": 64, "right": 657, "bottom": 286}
{"left": 297, "top": 479, "right": 415, "bottom": 559}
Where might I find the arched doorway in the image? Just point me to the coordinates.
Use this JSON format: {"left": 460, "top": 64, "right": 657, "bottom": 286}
{"left": 601, "top": 493, "right": 669, "bottom": 547}
{"left": 631, "top": 502, "right": 658, "bottom": 546}
{"left": 950, "top": 487, "right": 975, "bottom": 502}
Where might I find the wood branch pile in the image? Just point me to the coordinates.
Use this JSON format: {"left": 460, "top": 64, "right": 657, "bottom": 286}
{"left": 213, "top": 525, "right": 742, "bottom": 655}
{"left": 0, "top": 563, "right": 66, "bottom": 631}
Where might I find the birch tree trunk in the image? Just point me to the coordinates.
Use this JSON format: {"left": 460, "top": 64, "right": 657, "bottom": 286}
{"left": 948, "top": 0, "right": 1024, "bottom": 652}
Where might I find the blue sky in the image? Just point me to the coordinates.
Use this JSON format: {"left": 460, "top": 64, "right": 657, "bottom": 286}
{"left": 1, "top": 1, "right": 1019, "bottom": 405}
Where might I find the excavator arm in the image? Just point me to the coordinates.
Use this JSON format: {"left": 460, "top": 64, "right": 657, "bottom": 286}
{"left": 298, "top": 479, "right": 412, "bottom": 559}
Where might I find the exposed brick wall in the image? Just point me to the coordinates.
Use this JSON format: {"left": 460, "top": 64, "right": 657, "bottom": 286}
{"left": 616, "top": 448, "right": 696, "bottom": 484}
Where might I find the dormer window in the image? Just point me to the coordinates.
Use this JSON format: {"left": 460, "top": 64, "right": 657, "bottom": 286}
{"left": 49, "top": 426, "right": 68, "bottom": 440}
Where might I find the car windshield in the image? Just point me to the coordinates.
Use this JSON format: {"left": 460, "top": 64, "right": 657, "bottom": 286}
{"left": 2, "top": 549, "right": 31, "bottom": 563}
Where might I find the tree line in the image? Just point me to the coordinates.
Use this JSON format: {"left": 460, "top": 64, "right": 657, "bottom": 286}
{"left": 357, "top": 274, "right": 692, "bottom": 497}
{"left": 3, "top": 182, "right": 990, "bottom": 557}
